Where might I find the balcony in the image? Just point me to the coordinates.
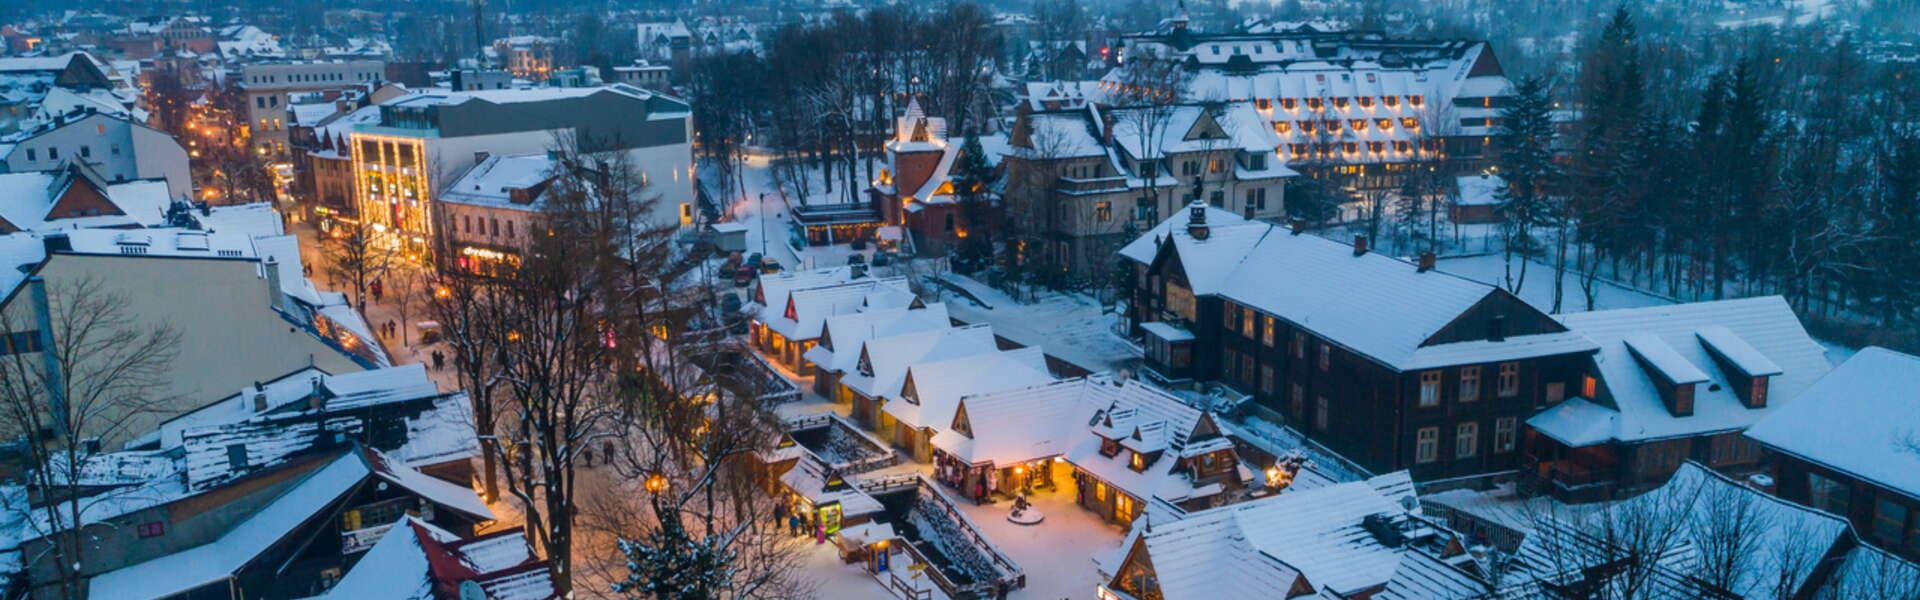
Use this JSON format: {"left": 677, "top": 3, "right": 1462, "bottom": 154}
{"left": 340, "top": 522, "right": 395, "bottom": 554}
{"left": 1527, "top": 458, "right": 1619, "bottom": 503}
{"left": 1056, "top": 175, "right": 1130, "bottom": 196}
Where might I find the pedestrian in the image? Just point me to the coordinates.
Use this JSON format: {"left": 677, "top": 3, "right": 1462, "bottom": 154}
{"left": 432, "top": 351, "right": 444, "bottom": 371}
{"left": 386, "top": 320, "right": 396, "bottom": 338}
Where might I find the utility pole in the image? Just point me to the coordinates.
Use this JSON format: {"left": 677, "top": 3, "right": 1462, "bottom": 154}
{"left": 758, "top": 193, "right": 768, "bottom": 257}
{"left": 471, "top": 0, "right": 487, "bottom": 66}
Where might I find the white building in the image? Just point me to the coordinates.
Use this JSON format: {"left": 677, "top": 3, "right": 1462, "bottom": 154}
{"left": 0, "top": 110, "right": 192, "bottom": 199}
{"left": 238, "top": 60, "right": 386, "bottom": 155}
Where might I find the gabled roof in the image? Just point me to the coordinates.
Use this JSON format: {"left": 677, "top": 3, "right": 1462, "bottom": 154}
{"left": 1745, "top": 347, "right": 1920, "bottom": 500}
{"left": 1067, "top": 380, "right": 1245, "bottom": 505}
{"left": 1134, "top": 209, "right": 1581, "bottom": 370}
{"left": 1119, "top": 475, "right": 1474, "bottom": 599}
{"left": 931, "top": 378, "right": 1108, "bottom": 466}
{"left": 803, "top": 303, "right": 952, "bottom": 375}
{"left": 312, "top": 517, "right": 554, "bottom": 600}
{"left": 884, "top": 347, "right": 1053, "bottom": 430}
{"left": 764, "top": 277, "right": 911, "bottom": 340}
{"left": 1532, "top": 296, "right": 1830, "bottom": 446}
{"left": 839, "top": 323, "right": 1000, "bottom": 399}
{"left": 87, "top": 447, "right": 490, "bottom": 600}
{"left": 1513, "top": 462, "right": 1852, "bottom": 599}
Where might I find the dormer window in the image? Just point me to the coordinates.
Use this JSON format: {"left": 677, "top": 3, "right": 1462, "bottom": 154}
{"left": 1748, "top": 376, "right": 1770, "bottom": 408}
{"left": 1129, "top": 451, "right": 1147, "bottom": 472}
{"left": 1100, "top": 438, "right": 1120, "bottom": 458}
{"left": 1281, "top": 98, "right": 1298, "bottom": 110}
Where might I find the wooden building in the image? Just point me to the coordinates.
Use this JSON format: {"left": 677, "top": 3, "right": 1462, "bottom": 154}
{"left": 1747, "top": 348, "right": 1920, "bottom": 562}
{"left": 1525, "top": 296, "right": 1830, "bottom": 502}
{"left": 1119, "top": 205, "right": 1597, "bottom": 480}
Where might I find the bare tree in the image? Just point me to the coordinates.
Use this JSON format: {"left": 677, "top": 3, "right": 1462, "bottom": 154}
{"left": 0, "top": 276, "right": 180, "bottom": 600}
{"left": 323, "top": 223, "right": 396, "bottom": 313}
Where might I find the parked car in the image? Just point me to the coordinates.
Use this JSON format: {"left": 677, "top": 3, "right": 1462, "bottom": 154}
{"left": 760, "top": 258, "right": 783, "bottom": 274}
{"left": 733, "top": 264, "right": 756, "bottom": 287}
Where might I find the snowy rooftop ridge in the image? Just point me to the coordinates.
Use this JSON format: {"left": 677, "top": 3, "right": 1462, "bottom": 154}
{"left": 1744, "top": 347, "right": 1920, "bottom": 499}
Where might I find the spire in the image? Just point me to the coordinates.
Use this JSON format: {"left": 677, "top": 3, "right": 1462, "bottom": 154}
{"left": 1173, "top": 0, "right": 1192, "bottom": 29}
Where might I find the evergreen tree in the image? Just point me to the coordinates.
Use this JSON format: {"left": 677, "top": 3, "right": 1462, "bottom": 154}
{"left": 612, "top": 519, "right": 736, "bottom": 599}
{"left": 1493, "top": 75, "right": 1559, "bottom": 293}
{"left": 1284, "top": 175, "right": 1341, "bottom": 226}
{"left": 952, "top": 134, "right": 997, "bottom": 272}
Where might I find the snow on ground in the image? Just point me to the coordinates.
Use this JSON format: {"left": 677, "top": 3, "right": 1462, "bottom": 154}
{"left": 709, "top": 153, "right": 879, "bottom": 272}
{"left": 1434, "top": 253, "right": 1673, "bottom": 315}
{"left": 935, "top": 273, "right": 1141, "bottom": 375}
{"left": 948, "top": 482, "right": 1124, "bottom": 600}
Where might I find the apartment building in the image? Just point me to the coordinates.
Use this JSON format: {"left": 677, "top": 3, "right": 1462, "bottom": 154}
{"left": 238, "top": 60, "right": 385, "bottom": 155}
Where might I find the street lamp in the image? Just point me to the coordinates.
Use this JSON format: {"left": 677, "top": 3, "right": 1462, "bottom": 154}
{"left": 645, "top": 472, "right": 669, "bottom": 495}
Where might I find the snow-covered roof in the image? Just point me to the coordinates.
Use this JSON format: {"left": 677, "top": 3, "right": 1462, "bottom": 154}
{"left": 180, "top": 392, "right": 476, "bottom": 491}
{"left": 1532, "top": 296, "right": 1830, "bottom": 446}
{"left": 884, "top": 347, "right": 1053, "bottom": 431}
{"left": 1119, "top": 475, "right": 1473, "bottom": 599}
{"left": 1454, "top": 174, "right": 1504, "bottom": 206}
{"left": 86, "top": 447, "right": 486, "bottom": 600}
{"left": 316, "top": 518, "right": 553, "bottom": 600}
{"left": 160, "top": 363, "right": 440, "bottom": 448}
{"left": 804, "top": 303, "right": 952, "bottom": 376}
{"left": 753, "top": 265, "right": 857, "bottom": 319}
{"left": 1066, "top": 380, "right": 1248, "bottom": 506}
{"left": 761, "top": 276, "right": 912, "bottom": 341}
{"left": 931, "top": 378, "right": 1106, "bottom": 466}
{"left": 1135, "top": 209, "right": 1584, "bottom": 370}
{"left": 778, "top": 452, "right": 883, "bottom": 518}
{"left": 439, "top": 153, "right": 558, "bottom": 210}
{"left": 1515, "top": 462, "right": 1852, "bottom": 598}
{"left": 1745, "top": 347, "right": 1920, "bottom": 500}
{"left": 1116, "top": 204, "right": 1251, "bottom": 265}
{"left": 195, "top": 202, "right": 285, "bottom": 238}
{"left": 839, "top": 324, "right": 1000, "bottom": 400}
{"left": 0, "top": 172, "right": 173, "bottom": 232}
{"left": 1107, "top": 102, "right": 1279, "bottom": 160}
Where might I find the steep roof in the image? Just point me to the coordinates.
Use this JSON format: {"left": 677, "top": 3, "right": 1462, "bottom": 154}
{"left": 1745, "top": 347, "right": 1920, "bottom": 499}
{"left": 85, "top": 447, "right": 488, "bottom": 599}
{"left": 804, "top": 303, "right": 952, "bottom": 375}
{"left": 884, "top": 347, "right": 1053, "bottom": 430}
{"left": 931, "top": 378, "right": 1107, "bottom": 466}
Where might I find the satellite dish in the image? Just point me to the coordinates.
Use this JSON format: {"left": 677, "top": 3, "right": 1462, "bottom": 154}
{"left": 458, "top": 580, "right": 486, "bottom": 600}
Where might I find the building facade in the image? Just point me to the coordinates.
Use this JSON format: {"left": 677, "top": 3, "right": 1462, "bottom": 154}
{"left": 1120, "top": 206, "right": 1597, "bottom": 480}
{"left": 0, "top": 110, "right": 191, "bottom": 199}
{"left": 238, "top": 60, "right": 385, "bottom": 155}
{"left": 1111, "top": 17, "right": 1513, "bottom": 192}
{"left": 1004, "top": 101, "right": 1292, "bottom": 280}
{"left": 346, "top": 85, "right": 693, "bottom": 253}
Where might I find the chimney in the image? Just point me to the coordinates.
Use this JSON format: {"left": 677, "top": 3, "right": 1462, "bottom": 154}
{"left": 1352, "top": 234, "right": 1369, "bottom": 256}
{"left": 1186, "top": 203, "right": 1210, "bottom": 240}
{"left": 1101, "top": 111, "right": 1116, "bottom": 146}
{"left": 307, "top": 377, "right": 326, "bottom": 411}
{"left": 1288, "top": 218, "right": 1306, "bottom": 235}
{"left": 252, "top": 392, "right": 268, "bottom": 412}
{"left": 1417, "top": 251, "right": 1436, "bottom": 272}
{"left": 849, "top": 262, "right": 868, "bottom": 280}
{"left": 262, "top": 258, "right": 286, "bottom": 314}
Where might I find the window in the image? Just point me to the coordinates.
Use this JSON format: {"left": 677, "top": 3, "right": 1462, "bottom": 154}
{"left": 1223, "top": 304, "right": 1239, "bottom": 333}
{"left": 1498, "top": 362, "right": 1520, "bottom": 397}
{"left": 256, "top": 96, "right": 266, "bottom": 108}
{"left": 1416, "top": 427, "right": 1439, "bottom": 463}
{"left": 1313, "top": 396, "right": 1329, "bottom": 431}
{"left": 1351, "top": 119, "right": 1367, "bottom": 131}
{"left": 1581, "top": 375, "right": 1598, "bottom": 398}
{"left": 1242, "top": 308, "right": 1255, "bottom": 338}
{"left": 1, "top": 331, "right": 40, "bottom": 355}
{"left": 1875, "top": 497, "right": 1911, "bottom": 545}
{"left": 1318, "top": 343, "right": 1331, "bottom": 371}
{"left": 1809, "top": 472, "right": 1850, "bottom": 516}
{"left": 1456, "top": 422, "right": 1479, "bottom": 459}
{"left": 1460, "top": 367, "right": 1481, "bottom": 402}
{"left": 1495, "top": 417, "right": 1516, "bottom": 453}
{"left": 1291, "top": 331, "right": 1306, "bottom": 359}
{"left": 1290, "top": 384, "right": 1305, "bottom": 421}
{"left": 506, "top": 221, "right": 515, "bottom": 238}
{"left": 24, "top": 149, "right": 34, "bottom": 161}
{"left": 1208, "top": 158, "right": 1223, "bottom": 173}
{"left": 226, "top": 444, "right": 249, "bottom": 470}
{"left": 1224, "top": 347, "right": 1239, "bottom": 380}
{"left": 1262, "top": 316, "right": 1276, "bottom": 347}
{"left": 137, "top": 521, "right": 165, "bottom": 538}
{"left": 1129, "top": 451, "right": 1146, "bottom": 471}
{"left": 1095, "top": 481, "right": 1108, "bottom": 501}
{"left": 1095, "top": 201, "right": 1112, "bottom": 222}
{"left": 48, "top": 147, "right": 58, "bottom": 160}
{"left": 80, "top": 145, "right": 90, "bottom": 158}
{"left": 1134, "top": 197, "right": 1157, "bottom": 222}
{"left": 1545, "top": 382, "right": 1565, "bottom": 403}
{"left": 1260, "top": 364, "right": 1276, "bottom": 394}
{"left": 1418, "top": 371, "right": 1441, "bottom": 407}
{"left": 1275, "top": 121, "right": 1292, "bottom": 134}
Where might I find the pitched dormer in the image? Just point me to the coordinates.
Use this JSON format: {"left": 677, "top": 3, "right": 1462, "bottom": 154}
{"left": 950, "top": 400, "right": 973, "bottom": 438}
{"left": 782, "top": 296, "right": 797, "bottom": 322}
{"left": 900, "top": 371, "right": 921, "bottom": 405}
{"left": 857, "top": 346, "right": 874, "bottom": 377}
{"left": 1623, "top": 333, "right": 1708, "bottom": 417}
{"left": 1696, "top": 326, "right": 1782, "bottom": 409}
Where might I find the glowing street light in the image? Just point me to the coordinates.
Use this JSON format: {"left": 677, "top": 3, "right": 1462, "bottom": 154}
{"left": 645, "top": 473, "right": 669, "bottom": 495}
